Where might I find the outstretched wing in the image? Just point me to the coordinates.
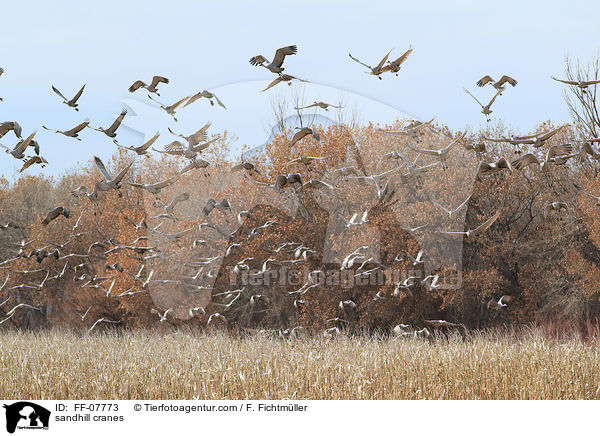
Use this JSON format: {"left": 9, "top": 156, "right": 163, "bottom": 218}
{"left": 261, "top": 77, "right": 283, "bottom": 92}
{"left": 163, "top": 140, "right": 185, "bottom": 153}
{"left": 136, "top": 132, "right": 161, "bottom": 152}
{"left": 272, "top": 45, "right": 297, "bottom": 68}
{"left": 169, "top": 96, "right": 190, "bottom": 111}
{"left": 249, "top": 54, "right": 268, "bottom": 66}
{"left": 152, "top": 175, "right": 180, "bottom": 190}
{"left": 431, "top": 200, "right": 451, "bottom": 215}
{"left": 574, "top": 183, "right": 600, "bottom": 201}
{"left": 471, "top": 211, "right": 501, "bottom": 236}
{"left": 107, "top": 109, "right": 127, "bottom": 133}
{"left": 191, "top": 137, "right": 218, "bottom": 152}
{"left": 551, "top": 76, "right": 578, "bottom": 86}
{"left": 496, "top": 75, "right": 517, "bottom": 87}
{"left": 112, "top": 161, "right": 135, "bottom": 185}
{"left": 183, "top": 92, "right": 204, "bottom": 107}
{"left": 476, "top": 75, "right": 494, "bottom": 87}
{"left": 442, "top": 133, "right": 465, "bottom": 152}
{"left": 213, "top": 94, "right": 227, "bottom": 109}
{"left": 128, "top": 80, "right": 146, "bottom": 92}
{"left": 64, "top": 121, "right": 89, "bottom": 135}
{"left": 463, "top": 88, "right": 484, "bottom": 108}
{"left": 150, "top": 75, "right": 169, "bottom": 88}
{"left": 546, "top": 143, "right": 572, "bottom": 160}
{"left": 487, "top": 88, "right": 503, "bottom": 107}
{"left": 349, "top": 53, "right": 371, "bottom": 70}
{"left": 93, "top": 156, "right": 112, "bottom": 181}
{"left": 390, "top": 47, "right": 413, "bottom": 67}
{"left": 70, "top": 83, "right": 86, "bottom": 103}
{"left": 375, "top": 48, "right": 393, "bottom": 71}
{"left": 540, "top": 124, "right": 566, "bottom": 141}
{"left": 51, "top": 85, "right": 68, "bottom": 102}
{"left": 511, "top": 153, "right": 540, "bottom": 171}
{"left": 14, "top": 131, "right": 36, "bottom": 155}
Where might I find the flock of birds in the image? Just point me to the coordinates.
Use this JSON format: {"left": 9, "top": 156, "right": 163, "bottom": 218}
{"left": 1, "top": 45, "right": 600, "bottom": 337}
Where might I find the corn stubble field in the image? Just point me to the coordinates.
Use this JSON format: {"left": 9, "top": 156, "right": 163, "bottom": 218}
{"left": 0, "top": 329, "right": 598, "bottom": 400}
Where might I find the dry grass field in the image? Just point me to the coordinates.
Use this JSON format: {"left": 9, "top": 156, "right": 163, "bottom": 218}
{"left": 0, "top": 329, "right": 599, "bottom": 400}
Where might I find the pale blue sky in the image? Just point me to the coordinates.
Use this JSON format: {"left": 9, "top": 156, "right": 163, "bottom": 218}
{"left": 1, "top": 0, "right": 599, "bottom": 178}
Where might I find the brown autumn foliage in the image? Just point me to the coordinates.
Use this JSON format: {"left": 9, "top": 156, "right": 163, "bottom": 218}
{"left": 2, "top": 114, "right": 600, "bottom": 335}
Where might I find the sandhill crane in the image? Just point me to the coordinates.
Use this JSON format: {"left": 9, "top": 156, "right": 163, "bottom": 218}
{"left": 406, "top": 249, "right": 424, "bottom": 267}
{"left": 511, "top": 144, "right": 573, "bottom": 172}
{"left": 129, "top": 76, "right": 169, "bottom": 95}
{"left": 231, "top": 161, "right": 259, "bottom": 174}
{"left": 148, "top": 95, "right": 189, "bottom": 122}
{"left": 74, "top": 306, "right": 93, "bottom": 321}
{"left": 42, "top": 206, "right": 70, "bottom": 226}
{"left": 0, "top": 222, "right": 18, "bottom": 230}
{"left": 299, "top": 178, "right": 339, "bottom": 192}
{"left": 377, "top": 117, "right": 435, "bottom": 138}
{"left": 129, "top": 175, "right": 180, "bottom": 195}
{"left": 425, "top": 319, "right": 463, "bottom": 328}
{"left": 438, "top": 211, "right": 501, "bottom": 241}
{"left": 476, "top": 75, "right": 517, "bottom": 92}
{"left": 178, "top": 158, "right": 211, "bottom": 174}
{"left": 168, "top": 123, "right": 211, "bottom": 147}
{"left": 52, "top": 84, "right": 86, "bottom": 111}
{"left": 237, "top": 210, "right": 250, "bottom": 224}
{"left": 514, "top": 126, "right": 566, "bottom": 148}
{"left": 477, "top": 157, "right": 512, "bottom": 180}
{"left": 207, "top": 312, "right": 227, "bottom": 326}
{"left": 407, "top": 133, "right": 464, "bottom": 168}
{"left": 155, "top": 192, "right": 190, "bottom": 215}
{"left": 323, "top": 326, "right": 341, "bottom": 338}
{"left": 0, "top": 121, "right": 22, "bottom": 139}
{"left": 294, "top": 101, "right": 343, "bottom": 111}
{"left": 431, "top": 195, "right": 471, "bottom": 219}
{"left": 381, "top": 46, "right": 413, "bottom": 75}
{"left": 184, "top": 90, "right": 226, "bottom": 109}
{"left": 487, "top": 295, "right": 511, "bottom": 310}
{"left": 249, "top": 45, "right": 297, "bottom": 74}
{"left": 290, "top": 127, "right": 320, "bottom": 146}
{"left": 261, "top": 74, "right": 309, "bottom": 92}
{"left": 154, "top": 137, "right": 217, "bottom": 160}
{"left": 464, "top": 88, "right": 503, "bottom": 121}
{"left": 349, "top": 48, "right": 393, "bottom": 79}
{"left": 345, "top": 209, "right": 369, "bottom": 228}
{"left": 94, "top": 156, "right": 134, "bottom": 192}
{"left": 71, "top": 182, "right": 106, "bottom": 203}
{"left": 115, "top": 131, "right": 160, "bottom": 156}
{"left": 90, "top": 109, "right": 127, "bottom": 137}
{"left": 88, "top": 317, "right": 120, "bottom": 333}
{"left": 339, "top": 300, "right": 356, "bottom": 312}
{"left": 282, "top": 155, "right": 328, "bottom": 167}
{"left": 490, "top": 125, "right": 567, "bottom": 148}
{"left": 545, "top": 202, "right": 568, "bottom": 216}
{"left": 20, "top": 155, "right": 47, "bottom": 172}
{"left": 393, "top": 324, "right": 412, "bottom": 336}
{"left": 189, "top": 306, "right": 206, "bottom": 317}
{"left": 393, "top": 151, "right": 439, "bottom": 178}
{"left": 151, "top": 307, "right": 172, "bottom": 323}
{"left": 551, "top": 76, "right": 600, "bottom": 93}
{"left": 1, "top": 131, "right": 36, "bottom": 159}
{"left": 42, "top": 120, "right": 89, "bottom": 140}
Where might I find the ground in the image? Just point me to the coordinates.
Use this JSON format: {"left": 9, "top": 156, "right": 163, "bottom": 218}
{"left": 0, "top": 328, "right": 598, "bottom": 400}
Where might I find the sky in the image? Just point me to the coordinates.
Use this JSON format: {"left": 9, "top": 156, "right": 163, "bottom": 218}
{"left": 1, "top": 0, "right": 599, "bottom": 179}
